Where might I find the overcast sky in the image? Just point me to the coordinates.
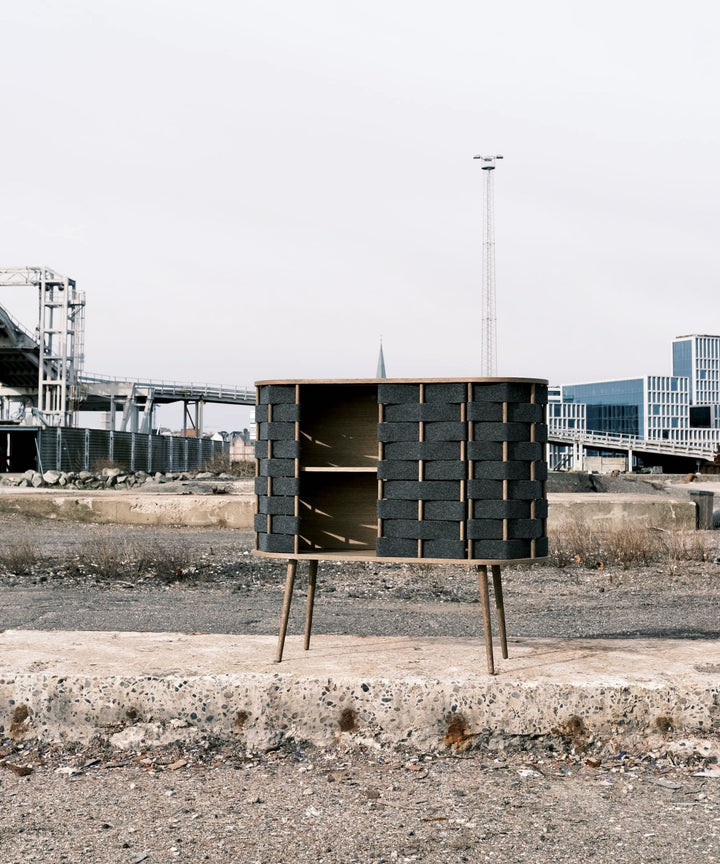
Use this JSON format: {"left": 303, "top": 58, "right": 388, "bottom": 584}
{"left": 2, "top": 1, "right": 719, "bottom": 430}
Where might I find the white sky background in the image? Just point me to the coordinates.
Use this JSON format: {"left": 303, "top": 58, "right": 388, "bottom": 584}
{"left": 1, "top": 0, "right": 719, "bottom": 431}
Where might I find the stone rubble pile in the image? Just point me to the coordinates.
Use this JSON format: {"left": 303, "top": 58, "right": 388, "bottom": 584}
{"left": 0, "top": 468, "right": 236, "bottom": 490}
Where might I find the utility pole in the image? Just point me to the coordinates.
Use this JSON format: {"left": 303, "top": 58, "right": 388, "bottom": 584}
{"left": 473, "top": 154, "right": 503, "bottom": 377}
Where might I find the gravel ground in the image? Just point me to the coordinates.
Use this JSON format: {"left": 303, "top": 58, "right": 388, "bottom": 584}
{"left": 1, "top": 740, "right": 719, "bottom": 864}
{"left": 1, "top": 510, "right": 720, "bottom": 862}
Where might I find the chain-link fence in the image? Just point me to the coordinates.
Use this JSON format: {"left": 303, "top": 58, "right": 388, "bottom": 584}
{"left": 36, "top": 428, "right": 228, "bottom": 474}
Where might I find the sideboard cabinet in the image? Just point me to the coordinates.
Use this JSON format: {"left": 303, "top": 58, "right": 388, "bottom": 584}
{"left": 254, "top": 378, "right": 548, "bottom": 564}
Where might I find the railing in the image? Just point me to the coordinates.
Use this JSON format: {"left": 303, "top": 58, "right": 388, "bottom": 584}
{"left": 548, "top": 427, "right": 719, "bottom": 460}
{"left": 80, "top": 373, "right": 255, "bottom": 404}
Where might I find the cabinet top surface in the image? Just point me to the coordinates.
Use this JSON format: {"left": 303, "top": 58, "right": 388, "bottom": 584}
{"left": 256, "top": 376, "right": 548, "bottom": 385}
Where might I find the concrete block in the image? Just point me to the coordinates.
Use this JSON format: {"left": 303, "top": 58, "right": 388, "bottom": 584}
{"left": 466, "top": 402, "right": 504, "bottom": 422}
{"left": 466, "top": 519, "right": 504, "bottom": 540}
{"left": 257, "top": 532, "right": 295, "bottom": 554}
{"left": 471, "top": 539, "right": 532, "bottom": 560}
{"left": 384, "top": 403, "right": 461, "bottom": 422}
{"left": 507, "top": 441, "right": 543, "bottom": 461}
{"left": 472, "top": 422, "right": 532, "bottom": 443}
{"left": 377, "top": 499, "right": 418, "bottom": 519}
{"left": 271, "top": 514, "right": 300, "bottom": 534}
{"left": 270, "top": 440, "right": 301, "bottom": 459}
{"left": 472, "top": 461, "right": 531, "bottom": 481}
{"left": 507, "top": 403, "right": 544, "bottom": 423}
{"left": 270, "top": 403, "right": 301, "bottom": 422}
{"left": 466, "top": 479, "right": 504, "bottom": 499}
{"left": 467, "top": 441, "right": 503, "bottom": 461}
{"left": 471, "top": 382, "right": 532, "bottom": 403}
{"left": 378, "top": 384, "right": 420, "bottom": 404}
{"left": 383, "top": 481, "right": 462, "bottom": 500}
{"left": 423, "top": 461, "right": 466, "bottom": 480}
{"left": 424, "top": 422, "right": 467, "bottom": 441}
{"left": 383, "top": 442, "right": 461, "bottom": 461}
{"left": 508, "top": 480, "right": 544, "bottom": 500}
{"left": 423, "top": 382, "right": 467, "bottom": 403}
{"left": 258, "top": 385, "right": 296, "bottom": 405}
{"left": 383, "top": 519, "right": 460, "bottom": 540}
{"left": 271, "top": 477, "right": 300, "bottom": 496}
{"left": 423, "top": 539, "right": 467, "bottom": 559}
{"left": 423, "top": 500, "right": 466, "bottom": 521}
{"left": 258, "top": 496, "right": 295, "bottom": 516}
{"left": 378, "top": 461, "right": 420, "bottom": 480}
{"left": 376, "top": 537, "right": 418, "bottom": 558}
{"left": 378, "top": 422, "right": 420, "bottom": 443}
{"left": 472, "top": 500, "right": 530, "bottom": 519}
{"left": 507, "top": 518, "right": 544, "bottom": 540}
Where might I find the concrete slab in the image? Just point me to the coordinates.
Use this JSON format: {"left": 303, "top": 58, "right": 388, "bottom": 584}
{"left": 2, "top": 630, "right": 718, "bottom": 758}
{"left": 0, "top": 488, "right": 700, "bottom": 532}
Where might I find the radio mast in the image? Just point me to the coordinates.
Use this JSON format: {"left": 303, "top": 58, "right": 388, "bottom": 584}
{"left": 473, "top": 154, "right": 503, "bottom": 376}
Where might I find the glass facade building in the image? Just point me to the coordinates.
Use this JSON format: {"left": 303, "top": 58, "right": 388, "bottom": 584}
{"left": 549, "top": 335, "right": 720, "bottom": 466}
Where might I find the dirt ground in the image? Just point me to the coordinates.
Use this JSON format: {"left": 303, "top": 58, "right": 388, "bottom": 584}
{"left": 1, "top": 508, "right": 719, "bottom": 863}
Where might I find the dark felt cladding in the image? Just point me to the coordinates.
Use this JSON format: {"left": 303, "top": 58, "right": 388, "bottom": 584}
{"left": 377, "top": 499, "right": 418, "bottom": 519}
{"left": 378, "top": 461, "right": 421, "bottom": 480}
{"left": 384, "top": 402, "right": 461, "bottom": 422}
{"left": 382, "top": 480, "right": 463, "bottom": 500}
{"left": 466, "top": 519, "right": 504, "bottom": 540}
{"left": 269, "top": 403, "right": 301, "bottom": 422}
{"left": 466, "top": 402, "right": 504, "bottom": 422}
{"left": 257, "top": 458, "right": 295, "bottom": 478}
{"left": 423, "top": 500, "right": 467, "bottom": 520}
{"left": 258, "top": 385, "right": 296, "bottom": 404}
{"left": 376, "top": 537, "right": 418, "bottom": 558}
{"left": 257, "top": 533, "right": 295, "bottom": 553}
{"left": 257, "top": 496, "right": 295, "bottom": 515}
{"left": 423, "top": 382, "right": 468, "bottom": 402}
{"left": 270, "top": 477, "right": 300, "bottom": 496}
{"left": 377, "top": 383, "right": 421, "bottom": 403}
{"left": 258, "top": 422, "right": 296, "bottom": 441}
{"left": 268, "top": 439, "right": 301, "bottom": 459}
{"left": 271, "top": 515, "right": 300, "bottom": 534}
{"left": 422, "top": 539, "right": 468, "bottom": 559}
{"left": 423, "top": 421, "right": 467, "bottom": 441}
{"left": 471, "top": 382, "right": 533, "bottom": 402}
{"left": 472, "top": 499, "right": 531, "bottom": 519}
{"left": 472, "top": 539, "right": 533, "bottom": 559}
{"left": 423, "top": 460, "right": 467, "bottom": 480}
{"left": 382, "top": 519, "right": 461, "bottom": 540}
{"left": 378, "top": 422, "right": 421, "bottom": 443}
{"left": 472, "top": 461, "right": 532, "bottom": 480}
{"left": 383, "top": 441, "right": 462, "bottom": 461}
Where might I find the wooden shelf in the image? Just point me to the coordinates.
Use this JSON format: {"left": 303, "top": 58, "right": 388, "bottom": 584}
{"left": 301, "top": 466, "right": 377, "bottom": 473}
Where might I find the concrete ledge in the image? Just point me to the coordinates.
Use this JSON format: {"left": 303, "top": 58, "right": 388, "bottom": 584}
{"left": 548, "top": 493, "right": 697, "bottom": 531}
{"left": 0, "top": 492, "right": 254, "bottom": 528}
{"left": 2, "top": 630, "right": 718, "bottom": 757}
{"left": 0, "top": 490, "right": 700, "bottom": 532}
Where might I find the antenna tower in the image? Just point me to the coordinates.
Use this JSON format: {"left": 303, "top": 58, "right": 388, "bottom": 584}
{"left": 473, "top": 154, "right": 503, "bottom": 376}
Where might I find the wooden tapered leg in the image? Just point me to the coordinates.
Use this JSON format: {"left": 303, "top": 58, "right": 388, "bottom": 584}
{"left": 304, "top": 559, "right": 318, "bottom": 651}
{"left": 491, "top": 564, "right": 508, "bottom": 659}
{"left": 477, "top": 565, "right": 495, "bottom": 675}
{"left": 275, "top": 559, "right": 297, "bottom": 663}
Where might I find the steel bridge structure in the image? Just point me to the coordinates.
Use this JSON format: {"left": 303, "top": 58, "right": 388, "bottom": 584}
{"left": 0, "top": 267, "right": 253, "bottom": 436}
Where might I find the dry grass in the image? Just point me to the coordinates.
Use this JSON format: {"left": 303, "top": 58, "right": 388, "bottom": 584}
{"left": 0, "top": 542, "right": 39, "bottom": 575}
{"left": 548, "top": 518, "right": 717, "bottom": 569}
{"left": 76, "top": 534, "right": 193, "bottom": 583}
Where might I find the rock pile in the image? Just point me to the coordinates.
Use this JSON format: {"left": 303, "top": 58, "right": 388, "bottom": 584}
{"left": 0, "top": 468, "right": 235, "bottom": 490}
